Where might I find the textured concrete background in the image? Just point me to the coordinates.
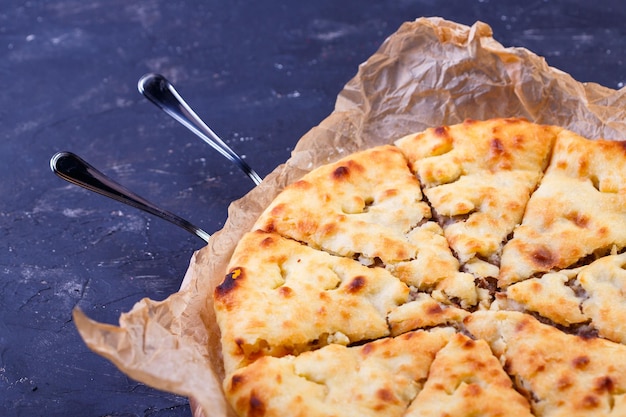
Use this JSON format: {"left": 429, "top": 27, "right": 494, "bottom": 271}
{"left": 1, "top": 1, "right": 624, "bottom": 416}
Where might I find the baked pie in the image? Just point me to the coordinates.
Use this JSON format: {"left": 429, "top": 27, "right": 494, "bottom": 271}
{"left": 213, "top": 117, "right": 626, "bottom": 416}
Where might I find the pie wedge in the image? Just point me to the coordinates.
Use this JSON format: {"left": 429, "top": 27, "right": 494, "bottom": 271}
{"left": 504, "top": 251, "right": 626, "bottom": 344}
{"left": 224, "top": 328, "right": 454, "bottom": 417}
{"left": 214, "top": 229, "right": 409, "bottom": 373}
{"left": 499, "top": 130, "right": 626, "bottom": 287}
{"left": 405, "top": 332, "right": 533, "bottom": 417}
{"left": 465, "top": 310, "right": 626, "bottom": 417}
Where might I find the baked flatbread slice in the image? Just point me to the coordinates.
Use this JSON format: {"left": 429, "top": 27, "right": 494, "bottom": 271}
{"left": 504, "top": 269, "right": 587, "bottom": 327}
{"left": 395, "top": 118, "right": 559, "bottom": 278}
{"left": 504, "top": 252, "right": 626, "bottom": 344}
{"left": 405, "top": 332, "right": 533, "bottom": 417}
{"left": 223, "top": 328, "right": 454, "bottom": 417}
{"left": 499, "top": 130, "right": 626, "bottom": 287}
{"left": 254, "top": 144, "right": 481, "bottom": 308}
{"left": 387, "top": 292, "right": 470, "bottom": 337}
{"left": 465, "top": 311, "right": 626, "bottom": 417}
{"left": 254, "top": 145, "right": 431, "bottom": 263}
{"left": 578, "top": 252, "right": 626, "bottom": 344}
{"left": 214, "top": 230, "right": 409, "bottom": 373}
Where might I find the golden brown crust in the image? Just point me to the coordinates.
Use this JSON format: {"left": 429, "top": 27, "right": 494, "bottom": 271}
{"left": 396, "top": 118, "right": 559, "bottom": 273}
{"left": 224, "top": 328, "right": 454, "bottom": 417}
{"left": 505, "top": 270, "right": 587, "bottom": 327}
{"left": 499, "top": 130, "right": 626, "bottom": 287}
{"left": 503, "top": 252, "right": 626, "bottom": 344}
{"left": 578, "top": 252, "right": 626, "bottom": 344}
{"left": 405, "top": 333, "right": 534, "bottom": 417}
{"left": 253, "top": 143, "right": 481, "bottom": 308}
{"left": 253, "top": 145, "right": 431, "bottom": 263}
{"left": 387, "top": 293, "right": 469, "bottom": 336}
{"left": 214, "top": 230, "right": 409, "bottom": 373}
{"left": 465, "top": 311, "right": 626, "bottom": 417}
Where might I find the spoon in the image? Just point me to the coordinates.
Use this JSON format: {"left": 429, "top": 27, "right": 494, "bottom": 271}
{"left": 50, "top": 151, "right": 211, "bottom": 243}
{"left": 137, "top": 73, "right": 263, "bottom": 186}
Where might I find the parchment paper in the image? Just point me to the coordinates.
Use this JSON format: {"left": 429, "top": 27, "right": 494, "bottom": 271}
{"left": 73, "top": 17, "right": 626, "bottom": 417}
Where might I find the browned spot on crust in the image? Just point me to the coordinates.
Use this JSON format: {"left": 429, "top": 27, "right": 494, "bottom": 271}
{"left": 581, "top": 394, "right": 600, "bottom": 409}
{"left": 296, "top": 218, "right": 317, "bottom": 235}
{"left": 347, "top": 276, "right": 366, "bottom": 293}
{"left": 578, "top": 157, "right": 589, "bottom": 177}
{"left": 382, "top": 189, "right": 398, "bottom": 198}
{"left": 512, "top": 134, "right": 526, "bottom": 148}
{"left": 262, "top": 221, "right": 276, "bottom": 233}
{"left": 215, "top": 268, "right": 244, "bottom": 299}
{"left": 269, "top": 203, "right": 287, "bottom": 217}
{"left": 616, "top": 140, "right": 626, "bottom": 153}
{"left": 565, "top": 211, "right": 590, "bottom": 228}
{"left": 278, "top": 286, "right": 293, "bottom": 298}
{"left": 291, "top": 179, "right": 312, "bottom": 190}
{"left": 530, "top": 281, "right": 543, "bottom": 293}
{"left": 433, "top": 382, "right": 445, "bottom": 391}
{"left": 434, "top": 126, "right": 449, "bottom": 137}
{"left": 362, "top": 343, "right": 375, "bottom": 356}
{"left": 230, "top": 374, "right": 245, "bottom": 390}
{"left": 491, "top": 138, "right": 506, "bottom": 156}
{"left": 376, "top": 388, "right": 395, "bottom": 403}
{"left": 332, "top": 165, "right": 350, "bottom": 180}
{"left": 572, "top": 355, "right": 590, "bottom": 369}
{"left": 556, "top": 160, "right": 568, "bottom": 170}
{"left": 515, "top": 317, "right": 530, "bottom": 333}
{"left": 235, "top": 338, "right": 245, "bottom": 353}
{"left": 489, "top": 137, "right": 513, "bottom": 170}
{"left": 594, "top": 376, "right": 614, "bottom": 393}
{"left": 531, "top": 246, "right": 557, "bottom": 269}
{"left": 426, "top": 303, "right": 443, "bottom": 316}
{"left": 557, "top": 376, "right": 573, "bottom": 390}
{"left": 248, "top": 392, "right": 266, "bottom": 417}
{"left": 462, "top": 338, "right": 476, "bottom": 349}
{"left": 260, "top": 236, "right": 275, "bottom": 248}
{"left": 464, "top": 383, "right": 482, "bottom": 397}
{"left": 320, "top": 221, "right": 337, "bottom": 237}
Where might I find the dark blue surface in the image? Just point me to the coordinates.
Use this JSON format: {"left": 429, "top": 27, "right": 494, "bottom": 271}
{"left": 1, "top": 1, "right": 624, "bottom": 416}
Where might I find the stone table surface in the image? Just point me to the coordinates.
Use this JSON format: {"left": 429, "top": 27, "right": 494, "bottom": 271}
{"left": 1, "top": 1, "right": 624, "bottom": 416}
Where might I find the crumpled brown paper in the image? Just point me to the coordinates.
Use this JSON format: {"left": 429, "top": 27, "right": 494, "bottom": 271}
{"left": 74, "top": 17, "right": 626, "bottom": 417}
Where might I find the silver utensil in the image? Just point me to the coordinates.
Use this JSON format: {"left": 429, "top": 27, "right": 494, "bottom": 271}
{"left": 137, "top": 73, "right": 263, "bottom": 186}
{"left": 50, "top": 151, "right": 211, "bottom": 243}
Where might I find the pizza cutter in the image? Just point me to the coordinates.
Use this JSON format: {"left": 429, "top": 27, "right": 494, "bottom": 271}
{"left": 137, "top": 73, "right": 263, "bottom": 186}
{"left": 50, "top": 151, "right": 211, "bottom": 243}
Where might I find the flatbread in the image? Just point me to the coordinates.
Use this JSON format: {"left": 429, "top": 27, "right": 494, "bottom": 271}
{"left": 224, "top": 328, "right": 454, "bottom": 417}
{"left": 214, "top": 229, "right": 409, "bottom": 373}
{"left": 396, "top": 118, "right": 559, "bottom": 278}
{"left": 213, "top": 118, "right": 626, "bottom": 417}
{"left": 253, "top": 145, "right": 430, "bottom": 264}
{"left": 465, "top": 311, "right": 626, "bottom": 417}
{"left": 405, "top": 332, "right": 533, "bottom": 417}
{"left": 253, "top": 144, "right": 481, "bottom": 308}
{"left": 499, "top": 130, "right": 626, "bottom": 287}
{"left": 504, "top": 252, "right": 626, "bottom": 344}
